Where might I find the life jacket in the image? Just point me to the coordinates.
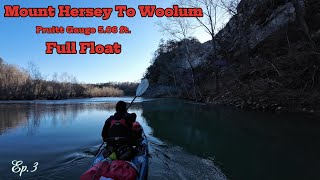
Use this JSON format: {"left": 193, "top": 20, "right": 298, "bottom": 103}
{"left": 131, "top": 122, "right": 143, "bottom": 140}
{"left": 108, "top": 118, "right": 130, "bottom": 138}
{"left": 110, "top": 119, "right": 128, "bottom": 129}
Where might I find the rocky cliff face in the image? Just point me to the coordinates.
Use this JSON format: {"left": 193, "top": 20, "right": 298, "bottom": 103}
{"left": 209, "top": 0, "right": 320, "bottom": 113}
{"left": 214, "top": 0, "right": 311, "bottom": 61}
{"left": 145, "top": 0, "right": 320, "bottom": 114}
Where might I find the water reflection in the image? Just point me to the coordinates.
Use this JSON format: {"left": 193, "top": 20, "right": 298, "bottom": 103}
{"left": 140, "top": 99, "right": 320, "bottom": 180}
{"left": 0, "top": 104, "right": 28, "bottom": 135}
{"left": 0, "top": 103, "right": 141, "bottom": 136}
{"left": 0, "top": 100, "right": 148, "bottom": 180}
{"left": 2, "top": 98, "right": 318, "bottom": 180}
{"left": 140, "top": 99, "right": 219, "bottom": 157}
{"left": 0, "top": 98, "right": 225, "bottom": 180}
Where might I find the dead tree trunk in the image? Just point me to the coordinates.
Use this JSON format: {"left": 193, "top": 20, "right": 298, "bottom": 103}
{"left": 185, "top": 43, "right": 198, "bottom": 101}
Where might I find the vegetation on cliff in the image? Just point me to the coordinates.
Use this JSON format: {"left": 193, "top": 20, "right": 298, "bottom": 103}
{"left": 144, "top": 0, "right": 320, "bottom": 113}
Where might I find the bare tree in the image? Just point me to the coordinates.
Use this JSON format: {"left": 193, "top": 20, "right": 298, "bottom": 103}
{"left": 0, "top": 59, "right": 131, "bottom": 100}
{"left": 221, "top": 0, "right": 252, "bottom": 67}
{"left": 179, "top": 0, "right": 231, "bottom": 94}
{"left": 27, "top": 62, "right": 43, "bottom": 97}
{"left": 157, "top": 16, "right": 200, "bottom": 100}
{"left": 0, "top": 59, "right": 30, "bottom": 99}
{"left": 291, "top": 0, "right": 314, "bottom": 47}
{"left": 220, "top": 0, "right": 240, "bottom": 15}
{"left": 28, "top": 62, "right": 42, "bottom": 81}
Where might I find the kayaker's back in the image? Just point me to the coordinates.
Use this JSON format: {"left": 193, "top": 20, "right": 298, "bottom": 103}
{"left": 81, "top": 122, "right": 148, "bottom": 180}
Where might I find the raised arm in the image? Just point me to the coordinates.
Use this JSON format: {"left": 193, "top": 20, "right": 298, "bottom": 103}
{"left": 101, "top": 116, "right": 112, "bottom": 141}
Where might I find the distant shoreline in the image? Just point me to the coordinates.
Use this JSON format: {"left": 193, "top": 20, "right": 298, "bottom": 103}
{"left": 0, "top": 96, "right": 124, "bottom": 101}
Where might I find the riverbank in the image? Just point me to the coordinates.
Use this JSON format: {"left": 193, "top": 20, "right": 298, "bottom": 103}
{"left": 203, "top": 91, "right": 319, "bottom": 117}
{"left": 147, "top": 89, "right": 319, "bottom": 117}
{"left": 144, "top": 84, "right": 319, "bottom": 117}
{"left": 154, "top": 95, "right": 319, "bottom": 118}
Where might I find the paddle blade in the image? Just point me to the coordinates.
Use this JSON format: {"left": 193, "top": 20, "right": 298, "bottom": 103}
{"left": 136, "top": 79, "right": 149, "bottom": 97}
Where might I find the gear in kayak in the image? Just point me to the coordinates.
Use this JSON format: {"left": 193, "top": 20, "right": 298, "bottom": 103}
{"left": 81, "top": 79, "right": 149, "bottom": 180}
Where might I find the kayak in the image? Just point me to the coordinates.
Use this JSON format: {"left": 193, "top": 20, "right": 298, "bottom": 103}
{"left": 81, "top": 122, "right": 149, "bottom": 180}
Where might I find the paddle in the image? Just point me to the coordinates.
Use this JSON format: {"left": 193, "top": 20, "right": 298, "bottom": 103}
{"left": 94, "top": 79, "right": 149, "bottom": 156}
{"left": 127, "top": 78, "right": 149, "bottom": 110}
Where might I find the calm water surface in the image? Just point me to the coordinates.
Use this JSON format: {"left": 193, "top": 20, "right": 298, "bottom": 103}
{"left": 0, "top": 97, "right": 319, "bottom": 180}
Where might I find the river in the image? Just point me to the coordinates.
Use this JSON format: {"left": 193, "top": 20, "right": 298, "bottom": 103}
{"left": 0, "top": 97, "right": 319, "bottom": 180}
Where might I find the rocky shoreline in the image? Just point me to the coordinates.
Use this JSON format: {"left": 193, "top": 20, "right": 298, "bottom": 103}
{"left": 203, "top": 91, "right": 319, "bottom": 118}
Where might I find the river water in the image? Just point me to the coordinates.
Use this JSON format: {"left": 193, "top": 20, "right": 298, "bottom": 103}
{"left": 0, "top": 97, "right": 319, "bottom": 180}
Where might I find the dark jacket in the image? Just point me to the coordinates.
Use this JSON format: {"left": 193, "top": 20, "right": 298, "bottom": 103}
{"left": 101, "top": 112, "right": 136, "bottom": 141}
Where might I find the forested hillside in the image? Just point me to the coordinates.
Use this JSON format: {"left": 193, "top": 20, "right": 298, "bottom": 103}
{"left": 144, "top": 0, "right": 320, "bottom": 113}
{"left": 0, "top": 58, "right": 137, "bottom": 100}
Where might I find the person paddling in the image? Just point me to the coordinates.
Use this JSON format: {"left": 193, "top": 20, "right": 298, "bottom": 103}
{"left": 101, "top": 101, "right": 136, "bottom": 145}
{"left": 97, "top": 79, "right": 149, "bottom": 161}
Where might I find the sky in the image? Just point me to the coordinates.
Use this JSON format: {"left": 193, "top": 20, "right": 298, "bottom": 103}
{"left": 0, "top": 0, "right": 228, "bottom": 84}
